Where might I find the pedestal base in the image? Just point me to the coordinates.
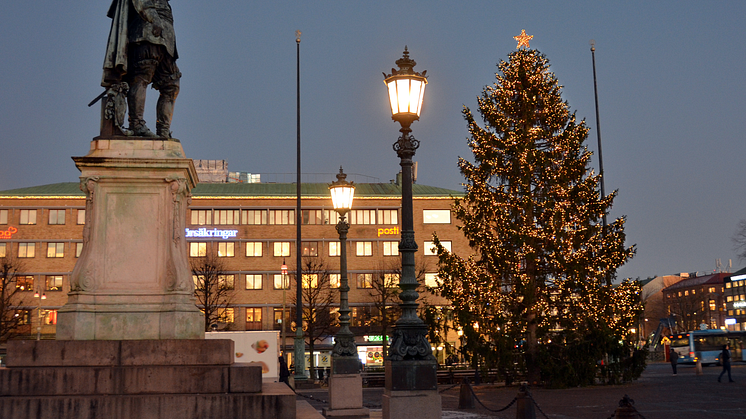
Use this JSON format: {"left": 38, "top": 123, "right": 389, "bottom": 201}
{"left": 323, "top": 373, "right": 369, "bottom": 418}
{"left": 381, "top": 389, "right": 441, "bottom": 419}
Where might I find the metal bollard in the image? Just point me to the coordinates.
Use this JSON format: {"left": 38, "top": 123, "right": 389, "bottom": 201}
{"left": 516, "top": 383, "right": 536, "bottom": 419}
{"left": 614, "top": 395, "right": 641, "bottom": 419}
{"left": 458, "top": 378, "right": 475, "bottom": 409}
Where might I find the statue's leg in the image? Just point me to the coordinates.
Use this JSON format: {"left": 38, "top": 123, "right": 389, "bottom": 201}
{"left": 126, "top": 44, "right": 158, "bottom": 137}
{"left": 153, "top": 54, "right": 181, "bottom": 138}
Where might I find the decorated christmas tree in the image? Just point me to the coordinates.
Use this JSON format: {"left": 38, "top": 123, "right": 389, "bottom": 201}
{"left": 435, "top": 34, "right": 642, "bottom": 386}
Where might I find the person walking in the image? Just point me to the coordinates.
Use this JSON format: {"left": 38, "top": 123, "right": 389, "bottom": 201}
{"left": 669, "top": 347, "right": 678, "bottom": 375}
{"left": 279, "top": 356, "right": 292, "bottom": 389}
{"left": 718, "top": 344, "right": 734, "bottom": 383}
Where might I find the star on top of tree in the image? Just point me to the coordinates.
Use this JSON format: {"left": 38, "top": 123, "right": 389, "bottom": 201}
{"left": 514, "top": 29, "right": 533, "bottom": 49}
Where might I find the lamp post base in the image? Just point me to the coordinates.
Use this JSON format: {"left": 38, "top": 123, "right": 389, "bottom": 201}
{"left": 382, "top": 359, "right": 440, "bottom": 419}
{"left": 324, "top": 373, "right": 369, "bottom": 419}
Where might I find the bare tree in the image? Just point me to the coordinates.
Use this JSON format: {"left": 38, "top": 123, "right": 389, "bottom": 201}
{"left": 733, "top": 219, "right": 746, "bottom": 261}
{"left": 368, "top": 261, "right": 402, "bottom": 357}
{"left": 191, "top": 254, "right": 235, "bottom": 332}
{"left": 0, "top": 254, "right": 26, "bottom": 344}
{"left": 291, "top": 257, "right": 337, "bottom": 380}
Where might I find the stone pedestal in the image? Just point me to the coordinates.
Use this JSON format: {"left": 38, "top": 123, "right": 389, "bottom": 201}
{"left": 57, "top": 137, "right": 203, "bottom": 340}
{"left": 382, "top": 360, "right": 441, "bottom": 419}
{"left": 323, "top": 373, "right": 369, "bottom": 419}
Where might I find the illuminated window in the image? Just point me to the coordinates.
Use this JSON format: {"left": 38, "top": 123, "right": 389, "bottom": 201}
{"left": 16, "top": 276, "right": 34, "bottom": 291}
{"left": 424, "top": 273, "right": 440, "bottom": 288}
{"left": 302, "top": 241, "right": 318, "bottom": 257}
{"left": 245, "top": 242, "right": 263, "bottom": 257}
{"left": 356, "top": 241, "right": 373, "bottom": 256}
{"left": 77, "top": 209, "right": 85, "bottom": 225}
{"left": 349, "top": 210, "right": 376, "bottom": 225}
{"left": 329, "top": 242, "right": 341, "bottom": 257}
{"left": 684, "top": 290, "right": 689, "bottom": 296}
{"left": 303, "top": 274, "right": 318, "bottom": 289}
{"left": 383, "top": 273, "right": 399, "bottom": 288}
{"left": 423, "top": 240, "right": 450, "bottom": 256}
{"left": 423, "top": 209, "right": 450, "bottom": 224}
{"left": 217, "top": 242, "right": 234, "bottom": 257}
{"left": 324, "top": 210, "right": 341, "bottom": 225}
{"left": 214, "top": 209, "right": 240, "bottom": 225}
{"left": 43, "top": 309, "right": 58, "bottom": 325}
{"left": 709, "top": 300, "right": 716, "bottom": 311}
{"left": 189, "top": 242, "right": 207, "bottom": 257}
{"left": 273, "top": 308, "right": 290, "bottom": 330}
{"left": 302, "top": 209, "right": 323, "bottom": 225}
{"left": 46, "top": 242, "right": 65, "bottom": 258}
{"left": 20, "top": 209, "right": 37, "bottom": 225}
{"left": 273, "top": 242, "right": 291, "bottom": 257}
{"left": 0, "top": 209, "right": 7, "bottom": 224}
{"left": 726, "top": 283, "right": 731, "bottom": 289}
{"left": 377, "top": 209, "right": 398, "bottom": 225}
{"left": 18, "top": 243, "right": 35, "bottom": 258}
{"left": 273, "top": 273, "right": 290, "bottom": 290}
{"left": 0, "top": 243, "right": 5, "bottom": 258}
{"left": 46, "top": 275, "right": 63, "bottom": 291}
{"left": 357, "top": 273, "right": 373, "bottom": 289}
{"left": 241, "top": 209, "right": 267, "bottom": 225}
{"left": 269, "top": 210, "right": 295, "bottom": 225}
{"left": 708, "top": 287, "right": 716, "bottom": 293}
{"left": 329, "top": 274, "right": 340, "bottom": 288}
{"left": 678, "top": 292, "right": 682, "bottom": 297}
{"left": 246, "top": 307, "right": 263, "bottom": 330}
{"left": 219, "top": 274, "right": 235, "bottom": 290}
{"left": 382, "top": 241, "right": 399, "bottom": 256}
{"left": 190, "top": 210, "right": 212, "bottom": 225}
{"left": 217, "top": 307, "right": 235, "bottom": 323}
{"left": 48, "top": 209, "right": 65, "bottom": 225}
{"left": 75, "top": 242, "right": 83, "bottom": 257}
{"left": 245, "top": 274, "right": 263, "bottom": 290}
{"left": 691, "top": 289, "right": 696, "bottom": 295}
{"left": 726, "top": 296, "right": 733, "bottom": 302}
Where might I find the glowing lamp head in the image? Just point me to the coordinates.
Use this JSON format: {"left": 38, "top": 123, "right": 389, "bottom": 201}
{"left": 329, "top": 167, "right": 355, "bottom": 216}
{"left": 383, "top": 47, "right": 428, "bottom": 128}
{"left": 281, "top": 259, "right": 288, "bottom": 276}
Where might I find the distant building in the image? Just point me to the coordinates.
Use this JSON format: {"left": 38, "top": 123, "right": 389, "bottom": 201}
{"left": 725, "top": 267, "right": 746, "bottom": 331}
{"left": 639, "top": 275, "right": 686, "bottom": 338}
{"left": 662, "top": 273, "right": 728, "bottom": 331}
{"left": 193, "top": 159, "right": 228, "bottom": 183}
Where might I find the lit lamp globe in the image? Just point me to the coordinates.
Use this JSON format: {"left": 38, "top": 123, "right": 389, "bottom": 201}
{"left": 329, "top": 167, "right": 355, "bottom": 216}
{"left": 383, "top": 46, "right": 428, "bottom": 129}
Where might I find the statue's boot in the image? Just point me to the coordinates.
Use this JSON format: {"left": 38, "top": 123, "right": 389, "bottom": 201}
{"left": 155, "top": 82, "right": 179, "bottom": 138}
{"left": 127, "top": 77, "right": 157, "bottom": 137}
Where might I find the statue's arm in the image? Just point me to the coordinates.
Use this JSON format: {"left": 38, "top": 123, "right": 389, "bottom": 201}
{"left": 131, "top": 0, "right": 163, "bottom": 37}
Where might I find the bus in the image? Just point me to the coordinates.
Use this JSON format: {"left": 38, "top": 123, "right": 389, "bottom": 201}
{"left": 668, "top": 330, "right": 746, "bottom": 365}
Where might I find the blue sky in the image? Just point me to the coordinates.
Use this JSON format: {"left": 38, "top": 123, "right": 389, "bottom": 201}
{"left": 1, "top": 1, "right": 744, "bottom": 280}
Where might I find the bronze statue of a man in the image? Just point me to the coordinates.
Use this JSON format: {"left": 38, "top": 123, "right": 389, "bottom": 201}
{"left": 102, "top": 0, "right": 180, "bottom": 138}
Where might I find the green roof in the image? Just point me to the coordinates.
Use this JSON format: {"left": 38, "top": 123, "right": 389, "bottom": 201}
{"left": 0, "top": 182, "right": 463, "bottom": 198}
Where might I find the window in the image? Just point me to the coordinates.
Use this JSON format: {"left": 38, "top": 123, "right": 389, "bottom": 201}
{"left": 302, "top": 209, "right": 323, "bottom": 225}
{"left": 708, "top": 287, "right": 716, "bottom": 293}
{"left": 303, "top": 274, "right": 318, "bottom": 289}
{"left": 382, "top": 241, "right": 399, "bottom": 256}
{"left": 48, "top": 209, "right": 65, "bottom": 225}
{"left": 273, "top": 273, "right": 290, "bottom": 290}
{"left": 325, "top": 210, "right": 341, "bottom": 225}
{"left": 219, "top": 274, "right": 235, "bottom": 290}
{"left": 692, "top": 289, "right": 696, "bottom": 295}
{"left": 241, "top": 209, "right": 266, "bottom": 225}
{"left": 190, "top": 210, "right": 212, "bottom": 225}
{"left": 214, "top": 209, "right": 239, "bottom": 225}
{"left": 273, "top": 242, "right": 291, "bottom": 257}
{"left": 423, "top": 240, "right": 450, "bottom": 256}
{"left": 43, "top": 309, "right": 58, "bottom": 325}
{"left": 77, "top": 209, "right": 86, "bottom": 225}
{"left": 424, "top": 273, "right": 440, "bottom": 288}
{"left": 726, "top": 283, "right": 732, "bottom": 289}
{"left": 18, "top": 243, "right": 35, "bottom": 258}
{"left": 217, "top": 242, "right": 234, "bottom": 257}
{"left": 189, "top": 242, "right": 207, "bottom": 257}
{"left": 684, "top": 290, "right": 689, "bottom": 296}
{"left": 709, "top": 300, "right": 716, "bottom": 311}
{"left": 217, "top": 307, "right": 235, "bottom": 324}
{"left": 349, "top": 209, "right": 376, "bottom": 225}
{"left": 47, "top": 242, "right": 65, "bottom": 258}
{"left": 329, "top": 274, "right": 341, "bottom": 288}
{"left": 245, "top": 274, "right": 263, "bottom": 290}
{"left": 75, "top": 242, "right": 83, "bottom": 257}
{"left": 245, "top": 242, "right": 263, "bottom": 257}
{"left": 302, "top": 241, "right": 318, "bottom": 257}
{"left": 269, "top": 209, "right": 295, "bottom": 225}
{"left": 377, "top": 209, "right": 398, "bottom": 225}
{"left": 0, "top": 243, "right": 5, "bottom": 258}
{"left": 357, "top": 273, "right": 373, "bottom": 289}
{"left": 46, "top": 275, "right": 63, "bottom": 291}
{"left": 329, "top": 242, "right": 341, "bottom": 257}
{"left": 274, "top": 308, "right": 290, "bottom": 330}
{"left": 246, "top": 307, "right": 263, "bottom": 330}
{"left": 356, "top": 241, "right": 373, "bottom": 256}
{"left": 16, "top": 276, "right": 34, "bottom": 291}
{"left": 0, "top": 209, "right": 7, "bottom": 224}
{"left": 727, "top": 296, "right": 733, "bottom": 302}
{"left": 383, "top": 273, "right": 399, "bottom": 288}
{"left": 423, "top": 209, "right": 450, "bottom": 224}
{"left": 20, "top": 209, "right": 37, "bottom": 225}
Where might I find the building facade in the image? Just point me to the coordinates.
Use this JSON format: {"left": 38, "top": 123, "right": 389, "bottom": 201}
{"left": 661, "top": 273, "right": 728, "bottom": 332}
{"left": 0, "top": 180, "right": 466, "bottom": 368}
{"left": 725, "top": 268, "right": 746, "bottom": 331}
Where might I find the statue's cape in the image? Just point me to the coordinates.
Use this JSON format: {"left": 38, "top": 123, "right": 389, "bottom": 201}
{"left": 101, "top": 0, "right": 129, "bottom": 86}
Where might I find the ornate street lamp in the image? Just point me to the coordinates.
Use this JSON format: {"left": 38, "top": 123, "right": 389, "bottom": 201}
{"left": 329, "top": 167, "right": 357, "bottom": 371}
{"left": 34, "top": 287, "right": 47, "bottom": 341}
{"left": 382, "top": 47, "right": 439, "bottom": 419}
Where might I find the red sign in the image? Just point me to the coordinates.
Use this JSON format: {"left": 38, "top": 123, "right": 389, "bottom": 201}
{"left": 0, "top": 226, "right": 17, "bottom": 239}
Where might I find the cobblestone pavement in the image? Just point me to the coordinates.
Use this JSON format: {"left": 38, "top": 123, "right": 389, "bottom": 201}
{"left": 296, "top": 362, "right": 746, "bottom": 418}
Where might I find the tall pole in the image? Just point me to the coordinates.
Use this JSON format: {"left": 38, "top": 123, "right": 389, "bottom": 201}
{"left": 590, "top": 40, "right": 607, "bottom": 230}
{"left": 281, "top": 259, "right": 287, "bottom": 360}
{"left": 293, "top": 30, "right": 307, "bottom": 381}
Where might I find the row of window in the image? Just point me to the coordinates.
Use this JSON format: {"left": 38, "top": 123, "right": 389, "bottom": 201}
{"left": 666, "top": 286, "right": 724, "bottom": 298}
{"left": 14, "top": 275, "right": 65, "bottom": 291}
{"left": 188, "top": 240, "right": 451, "bottom": 258}
{"left": 213, "top": 305, "right": 413, "bottom": 330}
{"left": 194, "top": 272, "right": 440, "bottom": 290}
{"left": 189, "top": 208, "right": 452, "bottom": 226}
{"left": 0, "top": 242, "right": 83, "bottom": 259}
{"left": 0, "top": 209, "right": 85, "bottom": 226}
